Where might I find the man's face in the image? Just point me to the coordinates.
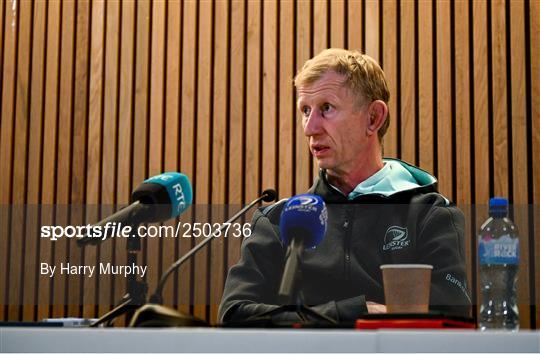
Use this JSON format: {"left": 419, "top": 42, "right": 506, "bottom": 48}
{"left": 297, "top": 71, "right": 370, "bottom": 175}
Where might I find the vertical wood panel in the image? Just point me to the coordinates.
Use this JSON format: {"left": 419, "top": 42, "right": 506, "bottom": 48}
{"left": 262, "top": 1, "right": 277, "bottom": 194}
{"left": 312, "top": 0, "right": 328, "bottom": 179}
{"left": 163, "top": 0, "right": 181, "bottom": 170}
{"left": 23, "top": 0, "right": 47, "bottom": 322}
{"left": 436, "top": 0, "right": 453, "bottom": 198}
{"left": 131, "top": 0, "right": 150, "bottom": 319}
{"left": 117, "top": 0, "right": 136, "bottom": 205}
{"left": 278, "top": 0, "right": 294, "bottom": 199}
{"left": 532, "top": 0, "right": 540, "bottom": 202}
{"left": 436, "top": 1, "right": 454, "bottom": 199}
{"left": 244, "top": 1, "right": 261, "bottom": 202}
{"left": 179, "top": 0, "right": 197, "bottom": 315}
{"left": 509, "top": 0, "right": 531, "bottom": 329}
{"left": 532, "top": 0, "right": 540, "bottom": 327}
{"left": 381, "top": 0, "right": 397, "bottom": 158}
{"left": 454, "top": 0, "right": 473, "bottom": 295}
{"left": 0, "top": 0, "right": 17, "bottom": 320}
{"left": 53, "top": 0, "right": 76, "bottom": 318}
{"left": 0, "top": 0, "right": 15, "bottom": 205}
{"left": 347, "top": 0, "right": 363, "bottom": 51}
{"left": 0, "top": 0, "right": 7, "bottom": 321}
{"left": 418, "top": 0, "right": 434, "bottom": 173}
{"left": 70, "top": 0, "right": 91, "bottom": 320}
{"left": 0, "top": 0, "right": 4, "bottom": 113}
{"left": 163, "top": 0, "right": 181, "bottom": 307}
{"left": 330, "top": 0, "right": 345, "bottom": 48}
{"left": 400, "top": 0, "right": 415, "bottom": 164}
{"left": 227, "top": 0, "right": 245, "bottom": 269}
{"left": 210, "top": 0, "right": 229, "bottom": 324}
{"left": 295, "top": 0, "right": 311, "bottom": 194}
{"left": 83, "top": 0, "right": 105, "bottom": 319}
{"left": 228, "top": 0, "right": 244, "bottom": 204}
{"left": 193, "top": 0, "right": 213, "bottom": 322}
{"left": 365, "top": 0, "right": 379, "bottom": 63}
{"left": 472, "top": 1, "right": 490, "bottom": 205}
{"left": 9, "top": 0, "right": 32, "bottom": 321}
{"left": 86, "top": 0, "right": 105, "bottom": 220}
{"left": 132, "top": 0, "right": 150, "bottom": 189}
{"left": 148, "top": 0, "right": 166, "bottom": 177}
{"left": 147, "top": 0, "right": 166, "bottom": 308}
{"left": 491, "top": 0, "right": 509, "bottom": 198}
{"left": 115, "top": 0, "right": 136, "bottom": 315}
{"left": 39, "top": 0, "right": 61, "bottom": 321}
{"left": 454, "top": 0, "right": 471, "bottom": 206}
{"left": 99, "top": 0, "right": 121, "bottom": 317}
{"left": 472, "top": 0, "right": 490, "bottom": 323}
{"left": 195, "top": 0, "right": 212, "bottom": 201}
{"left": 313, "top": 0, "right": 328, "bottom": 55}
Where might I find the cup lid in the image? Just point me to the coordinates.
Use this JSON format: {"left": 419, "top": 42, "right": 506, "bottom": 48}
{"left": 380, "top": 264, "right": 433, "bottom": 269}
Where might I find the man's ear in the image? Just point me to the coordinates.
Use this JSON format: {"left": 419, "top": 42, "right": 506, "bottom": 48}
{"left": 366, "top": 100, "right": 388, "bottom": 136}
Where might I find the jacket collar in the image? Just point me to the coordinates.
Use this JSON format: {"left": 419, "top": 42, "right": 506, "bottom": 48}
{"left": 308, "top": 159, "right": 439, "bottom": 204}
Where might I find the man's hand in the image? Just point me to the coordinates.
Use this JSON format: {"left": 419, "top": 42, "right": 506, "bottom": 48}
{"left": 366, "top": 301, "right": 387, "bottom": 314}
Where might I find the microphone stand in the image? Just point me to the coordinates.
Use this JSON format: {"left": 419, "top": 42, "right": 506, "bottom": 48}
{"left": 88, "top": 221, "right": 148, "bottom": 327}
{"left": 129, "top": 190, "right": 277, "bottom": 327}
{"left": 75, "top": 204, "right": 150, "bottom": 327}
{"left": 245, "top": 241, "right": 337, "bottom": 326}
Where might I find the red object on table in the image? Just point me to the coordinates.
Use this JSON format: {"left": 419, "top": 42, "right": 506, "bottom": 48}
{"left": 355, "top": 316, "right": 475, "bottom": 330}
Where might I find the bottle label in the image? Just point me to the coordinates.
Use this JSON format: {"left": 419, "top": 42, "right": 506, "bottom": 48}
{"left": 479, "top": 236, "right": 519, "bottom": 265}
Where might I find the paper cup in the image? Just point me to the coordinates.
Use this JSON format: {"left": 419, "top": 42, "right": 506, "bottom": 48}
{"left": 380, "top": 264, "right": 433, "bottom": 314}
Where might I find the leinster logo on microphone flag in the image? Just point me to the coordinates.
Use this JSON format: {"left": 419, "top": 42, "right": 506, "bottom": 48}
{"left": 382, "top": 226, "right": 410, "bottom": 251}
{"left": 296, "top": 195, "right": 319, "bottom": 207}
{"left": 280, "top": 194, "right": 327, "bottom": 249}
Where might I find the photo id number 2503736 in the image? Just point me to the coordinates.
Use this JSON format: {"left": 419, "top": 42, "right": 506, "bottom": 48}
{"left": 177, "top": 222, "right": 252, "bottom": 238}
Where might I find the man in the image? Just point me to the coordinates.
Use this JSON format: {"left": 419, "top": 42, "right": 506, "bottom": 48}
{"left": 219, "top": 49, "right": 470, "bottom": 324}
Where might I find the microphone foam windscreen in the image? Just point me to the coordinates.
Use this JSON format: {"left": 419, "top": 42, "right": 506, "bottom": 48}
{"left": 143, "top": 172, "right": 193, "bottom": 218}
{"left": 279, "top": 194, "right": 327, "bottom": 248}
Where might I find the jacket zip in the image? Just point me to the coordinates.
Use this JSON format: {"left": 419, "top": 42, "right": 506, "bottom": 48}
{"left": 343, "top": 208, "right": 352, "bottom": 280}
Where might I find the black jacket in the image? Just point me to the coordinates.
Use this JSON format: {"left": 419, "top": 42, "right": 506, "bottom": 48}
{"left": 219, "top": 162, "right": 471, "bottom": 324}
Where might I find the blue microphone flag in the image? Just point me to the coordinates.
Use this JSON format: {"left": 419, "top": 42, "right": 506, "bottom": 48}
{"left": 143, "top": 172, "right": 193, "bottom": 218}
{"left": 279, "top": 194, "right": 327, "bottom": 249}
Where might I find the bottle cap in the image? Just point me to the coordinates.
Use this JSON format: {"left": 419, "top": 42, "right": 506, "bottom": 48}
{"left": 489, "top": 197, "right": 508, "bottom": 217}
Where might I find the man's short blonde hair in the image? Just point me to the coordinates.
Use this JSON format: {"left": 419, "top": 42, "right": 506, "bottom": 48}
{"left": 294, "top": 48, "right": 390, "bottom": 142}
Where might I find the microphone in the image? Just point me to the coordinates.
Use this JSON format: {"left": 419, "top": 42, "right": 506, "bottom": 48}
{"left": 77, "top": 172, "right": 192, "bottom": 246}
{"left": 129, "top": 188, "right": 277, "bottom": 327}
{"left": 131, "top": 172, "right": 192, "bottom": 221}
{"left": 261, "top": 188, "right": 277, "bottom": 202}
{"left": 147, "top": 188, "right": 277, "bottom": 304}
{"left": 278, "top": 194, "right": 327, "bottom": 303}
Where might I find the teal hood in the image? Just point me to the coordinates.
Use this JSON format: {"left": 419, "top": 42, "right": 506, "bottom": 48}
{"left": 338, "top": 158, "right": 437, "bottom": 200}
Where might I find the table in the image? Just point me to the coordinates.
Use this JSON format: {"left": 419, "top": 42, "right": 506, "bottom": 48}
{"left": 2, "top": 327, "right": 539, "bottom": 353}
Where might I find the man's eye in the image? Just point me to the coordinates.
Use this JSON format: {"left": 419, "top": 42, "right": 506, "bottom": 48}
{"left": 322, "top": 103, "right": 333, "bottom": 113}
{"left": 302, "top": 106, "right": 311, "bottom": 116}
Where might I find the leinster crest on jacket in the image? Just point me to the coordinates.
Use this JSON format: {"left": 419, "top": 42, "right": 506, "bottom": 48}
{"left": 382, "top": 226, "right": 410, "bottom": 251}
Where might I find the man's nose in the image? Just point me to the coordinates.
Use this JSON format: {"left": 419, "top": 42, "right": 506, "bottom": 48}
{"left": 303, "top": 110, "right": 323, "bottom": 136}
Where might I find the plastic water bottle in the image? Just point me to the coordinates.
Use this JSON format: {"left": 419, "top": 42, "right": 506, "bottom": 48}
{"left": 478, "top": 197, "right": 519, "bottom": 331}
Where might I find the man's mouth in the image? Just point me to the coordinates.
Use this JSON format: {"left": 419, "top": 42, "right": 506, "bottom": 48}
{"left": 311, "top": 145, "right": 330, "bottom": 157}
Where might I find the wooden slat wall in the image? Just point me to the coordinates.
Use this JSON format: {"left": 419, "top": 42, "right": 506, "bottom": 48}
{"left": 1, "top": 0, "right": 539, "bottom": 327}
{"left": 531, "top": 0, "right": 540, "bottom": 331}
